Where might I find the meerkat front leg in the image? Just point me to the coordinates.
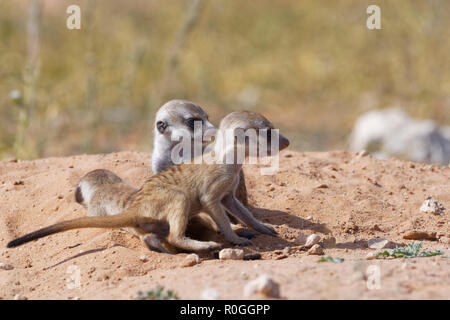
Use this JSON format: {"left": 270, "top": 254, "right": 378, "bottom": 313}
{"left": 222, "top": 193, "right": 277, "bottom": 236}
{"left": 201, "top": 199, "right": 252, "bottom": 246}
{"left": 165, "top": 194, "right": 222, "bottom": 251}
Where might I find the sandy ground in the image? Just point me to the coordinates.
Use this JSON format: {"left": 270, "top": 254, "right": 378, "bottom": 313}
{"left": 0, "top": 150, "right": 449, "bottom": 300}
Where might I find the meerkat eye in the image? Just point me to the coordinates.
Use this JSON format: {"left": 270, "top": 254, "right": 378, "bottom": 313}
{"left": 185, "top": 118, "right": 201, "bottom": 129}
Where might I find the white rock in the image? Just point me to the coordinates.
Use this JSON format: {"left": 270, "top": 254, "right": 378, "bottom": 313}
{"left": 219, "top": 248, "right": 244, "bottom": 260}
{"left": 181, "top": 253, "right": 200, "bottom": 267}
{"left": 357, "top": 150, "right": 369, "bottom": 158}
{"left": 201, "top": 288, "right": 220, "bottom": 300}
{"left": 420, "top": 198, "right": 445, "bottom": 215}
{"left": 0, "top": 262, "right": 13, "bottom": 270}
{"left": 366, "top": 252, "right": 377, "bottom": 260}
{"left": 305, "top": 234, "right": 321, "bottom": 248}
{"left": 368, "top": 238, "right": 393, "bottom": 249}
{"left": 139, "top": 255, "right": 150, "bottom": 262}
{"left": 243, "top": 275, "right": 280, "bottom": 298}
{"left": 349, "top": 107, "right": 450, "bottom": 165}
{"left": 13, "top": 294, "right": 27, "bottom": 300}
{"left": 307, "top": 244, "right": 324, "bottom": 255}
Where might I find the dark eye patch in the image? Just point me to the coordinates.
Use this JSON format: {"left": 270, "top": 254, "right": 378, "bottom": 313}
{"left": 185, "top": 118, "right": 202, "bottom": 128}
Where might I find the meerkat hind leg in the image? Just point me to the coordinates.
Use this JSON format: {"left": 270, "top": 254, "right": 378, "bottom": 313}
{"left": 124, "top": 227, "right": 175, "bottom": 254}
{"left": 142, "top": 234, "right": 175, "bottom": 254}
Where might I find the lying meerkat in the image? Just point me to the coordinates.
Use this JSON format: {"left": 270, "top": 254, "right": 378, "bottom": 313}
{"left": 8, "top": 111, "right": 289, "bottom": 252}
{"left": 75, "top": 169, "right": 173, "bottom": 253}
{"left": 75, "top": 169, "right": 218, "bottom": 253}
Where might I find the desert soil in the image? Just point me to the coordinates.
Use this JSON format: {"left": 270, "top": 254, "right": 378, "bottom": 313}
{"left": 0, "top": 150, "right": 449, "bottom": 300}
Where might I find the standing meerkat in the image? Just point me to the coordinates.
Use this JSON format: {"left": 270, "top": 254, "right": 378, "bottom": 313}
{"left": 8, "top": 111, "right": 289, "bottom": 252}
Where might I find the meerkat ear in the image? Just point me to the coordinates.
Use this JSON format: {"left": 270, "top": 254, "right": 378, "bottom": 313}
{"left": 156, "top": 120, "right": 167, "bottom": 134}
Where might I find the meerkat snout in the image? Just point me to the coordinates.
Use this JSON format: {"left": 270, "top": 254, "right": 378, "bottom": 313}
{"left": 217, "top": 111, "right": 290, "bottom": 158}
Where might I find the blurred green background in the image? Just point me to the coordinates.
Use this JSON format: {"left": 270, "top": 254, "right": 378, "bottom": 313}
{"left": 0, "top": 0, "right": 449, "bottom": 160}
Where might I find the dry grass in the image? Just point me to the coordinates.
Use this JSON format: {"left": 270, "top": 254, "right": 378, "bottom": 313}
{"left": 1, "top": 0, "right": 449, "bottom": 159}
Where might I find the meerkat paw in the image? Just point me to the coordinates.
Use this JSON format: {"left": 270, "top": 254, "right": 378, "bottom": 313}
{"left": 205, "top": 241, "right": 222, "bottom": 251}
{"left": 235, "top": 229, "right": 257, "bottom": 239}
{"left": 230, "top": 237, "right": 252, "bottom": 246}
{"left": 143, "top": 234, "right": 175, "bottom": 255}
{"left": 254, "top": 223, "right": 277, "bottom": 236}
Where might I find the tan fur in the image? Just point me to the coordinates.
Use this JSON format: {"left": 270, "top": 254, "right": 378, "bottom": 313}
{"left": 7, "top": 111, "right": 289, "bottom": 252}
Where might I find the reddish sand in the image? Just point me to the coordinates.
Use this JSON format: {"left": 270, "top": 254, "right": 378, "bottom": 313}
{"left": 0, "top": 151, "right": 449, "bottom": 299}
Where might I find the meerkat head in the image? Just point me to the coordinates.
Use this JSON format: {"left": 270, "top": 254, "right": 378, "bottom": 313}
{"left": 152, "top": 99, "right": 215, "bottom": 173}
{"left": 154, "top": 99, "right": 215, "bottom": 143}
{"left": 75, "top": 169, "right": 124, "bottom": 208}
{"left": 218, "top": 111, "right": 289, "bottom": 159}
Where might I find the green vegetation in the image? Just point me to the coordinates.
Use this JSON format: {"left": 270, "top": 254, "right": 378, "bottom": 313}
{"left": 375, "top": 242, "right": 444, "bottom": 259}
{"left": 1, "top": 1, "right": 449, "bottom": 159}
{"left": 135, "top": 286, "right": 178, "bottom": 300}
{"left": 317, "top": 256, "right": 344, "bottom": 263}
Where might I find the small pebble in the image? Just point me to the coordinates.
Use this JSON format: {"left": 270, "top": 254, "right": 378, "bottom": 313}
{"left": 243, "top": 253, "right": 262, "bottom": 261}
{"left": 307, "top": 244, "right": 324, "bottom": 255}
{"left": 305, "top": 234, "right": 321, "bottom": 248}
{"left": 181, "top": 253, "right": 200, "bottom": 267}
{"left": 201, "top": 288, "right": 220, "bottom": 300}
{"left": 243, "top": 275, "right": 280, "bottom": 298}
{"left": 420, "top": 198, "right": 445, "bottom": 215}
{"left": 219, "top": 248, "right": 244, "bottom": 260}
{"left": 139, "top": 255, "right": 150, "bottom": 262}
{"left": 357, "top": 150, "right": 369, "bottom": 158}
{"left": 438, "top": 236, "right": 450, "bottom": 244}
{"left": 0, "top": 262, "right": 13, "bottom": 270}
{"left": 366, "top": 252, "right": 377, "bottom": 260}
{"left": 368, "top": 238, "right": 393, "bottom": 249}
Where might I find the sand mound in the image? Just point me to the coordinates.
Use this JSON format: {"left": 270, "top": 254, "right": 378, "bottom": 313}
{"left": 0, "top": 151, "right": 449, "bottom": 299}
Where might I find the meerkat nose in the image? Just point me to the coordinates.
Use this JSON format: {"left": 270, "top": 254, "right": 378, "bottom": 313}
{"left": 279, "top": 134, "right": 290, "bottom": 150}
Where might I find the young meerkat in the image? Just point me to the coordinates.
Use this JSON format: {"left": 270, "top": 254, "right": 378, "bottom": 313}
{"left": 74, "top": 169, "right": 172, "bottom": 253}
{"left": 75, "top": 169, "right": 218, "bottom": 253}
{"left": 151, "top": 99, "right": 249, "bottom": 208}
{"left": 75, "top": 100, "right": 250, "bottom": 242}
{"left": 7, "top": 111, "right": 289, "bottom": 252}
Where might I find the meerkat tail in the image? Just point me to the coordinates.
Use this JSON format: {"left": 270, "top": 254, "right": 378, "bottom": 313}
{"left": 7, "top": 212, "right": 137, "bottom": 248}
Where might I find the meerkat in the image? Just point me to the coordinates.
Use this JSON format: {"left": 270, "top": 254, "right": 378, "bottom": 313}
{"left": 151, "top": 99, "right": 249, "bottom": 208}
{"left": 75, "top": 169, "right": 218, "bottom": 253}
{"left": 75, "top": 100, "right": 251, "bottom": 246}
{"left": 74, "top": 169, "right": 174, "bottom": 253}
{"left": 8, "top": 111, "right": 289, "bottom": 252}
